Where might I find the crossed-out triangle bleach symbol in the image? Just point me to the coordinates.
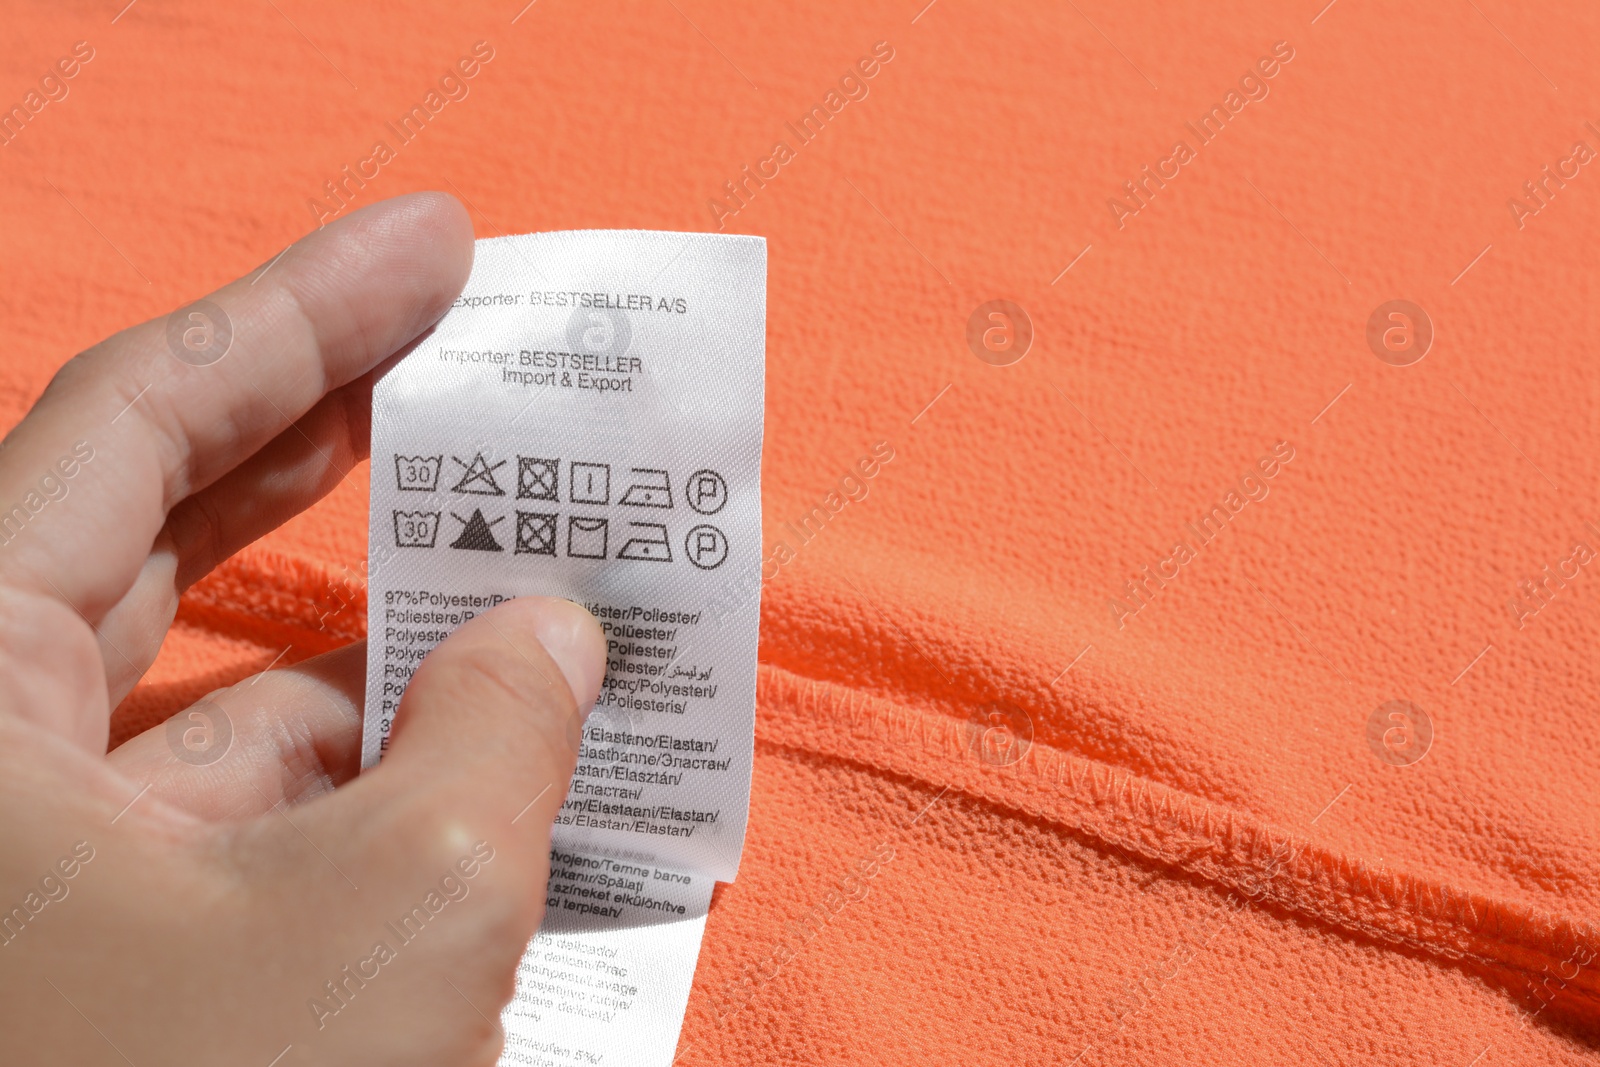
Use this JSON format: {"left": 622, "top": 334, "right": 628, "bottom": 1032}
{"left": 452, "top": 453, "right": 506, "bottom": 495}
{"left": 450, "top": 508, "right": 504, "bottom": 551}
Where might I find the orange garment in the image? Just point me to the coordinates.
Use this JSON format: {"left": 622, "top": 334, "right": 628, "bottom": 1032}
{"left": 4, "top": 2, "right": 1600, "bottom": 1062}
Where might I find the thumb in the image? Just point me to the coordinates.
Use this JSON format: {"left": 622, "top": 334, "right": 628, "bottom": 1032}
{"left": 235, "top": 598, "right": 605, "bottom": 1063}
{"left": 315, "top": 594, "right": 605, "bottom": 889}
{"left": 383, "top": 595, "right": 605, "bottom": 807}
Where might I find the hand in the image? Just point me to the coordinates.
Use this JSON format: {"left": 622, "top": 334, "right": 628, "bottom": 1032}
{"left": 0, "top": 193, "right": 606, "bottom": 1066}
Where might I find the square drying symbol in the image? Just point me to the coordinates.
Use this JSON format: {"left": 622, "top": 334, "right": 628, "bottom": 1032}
{"left": 571, "top": 462, "right": 610, "bottom": 504}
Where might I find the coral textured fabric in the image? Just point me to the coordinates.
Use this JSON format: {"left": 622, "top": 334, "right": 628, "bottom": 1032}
{"left": 4, "top": 1, "right": 1600, "bottom": 1062}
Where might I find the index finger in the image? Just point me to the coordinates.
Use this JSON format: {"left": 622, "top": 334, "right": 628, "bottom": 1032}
{"left": 0, "top": 192, "right": 473, "bottom": 619}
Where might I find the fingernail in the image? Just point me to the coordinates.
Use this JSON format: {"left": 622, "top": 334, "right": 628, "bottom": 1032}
{"left": 526, "top": 597, "right": 607, "bottom": 711}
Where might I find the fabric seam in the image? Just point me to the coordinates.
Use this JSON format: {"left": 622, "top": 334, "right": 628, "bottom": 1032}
{"left": 173, "top": 546, "right": 1600, "bottom": 1013}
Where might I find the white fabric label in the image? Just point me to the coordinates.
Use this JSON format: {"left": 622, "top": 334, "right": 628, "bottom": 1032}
{"left": 362, "top": 230, "right": 766, "bottom": 1066}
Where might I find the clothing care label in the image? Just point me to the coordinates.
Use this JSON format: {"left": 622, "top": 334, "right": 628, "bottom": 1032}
{"left": 362, "top": 230, "right": 766, "bottom": 1066}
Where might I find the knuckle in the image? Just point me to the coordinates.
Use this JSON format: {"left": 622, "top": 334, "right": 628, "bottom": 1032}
{"left": 166, "top": 490, "right": 230, "bottom": 584}
{"left": 0, "top": 591, "right": 110, "bottom": 718}
{"left": 382, "top": 799, "right": 487, "bottom": 874}
{"left": 355, "top": 807, "right": 544, "bottom": 950}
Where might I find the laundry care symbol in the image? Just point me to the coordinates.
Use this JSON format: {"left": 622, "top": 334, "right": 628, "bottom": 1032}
{"left": 518, "top": 457, "right": 560, "bottom": 501}
{"left": 568, "top": 516, "right": 608, "bottom": 558}
{"left": 397, "top": 455, "right": 733, "bottom": 563}
{"left": 450, "top": 508, "right": 504, "bottom": 551}
{"left": 618, "top": 522, "right": 671, "bottom": 562}
{"left": 395, "top": 455, "right": 442, "bottom": 492}
{"left": 685, "top": 524, "right": 728, "bottom": 569}
{"left": 516, "top": 511, "right": 557, "bottom": 555}
{"left": 571, "top": 462, "right": 610, "bottom": 504}
{"left": 619, "top": 468, "right": 673, "bottom": 507}
{"left": 393, "top": 510, "right": 441, "bottom": 548}
{"left": 452, "top": 453, "right": 506, "bottom": 495}
{"left": 686, "top": 469, "right": 727, "bottom": 514}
